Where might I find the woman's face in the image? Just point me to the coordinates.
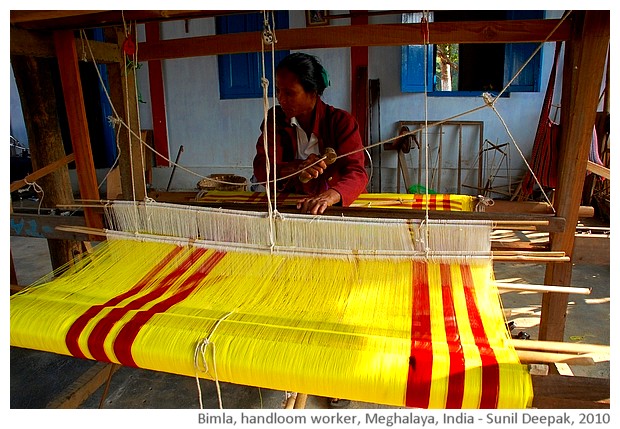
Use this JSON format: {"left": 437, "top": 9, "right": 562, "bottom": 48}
{"left": 275, "top": 69, "right": 317, "bottom": 120}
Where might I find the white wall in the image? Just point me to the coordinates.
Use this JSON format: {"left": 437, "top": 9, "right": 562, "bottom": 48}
{"left": 10, "top": 66, "right": 28, "bottom": 147}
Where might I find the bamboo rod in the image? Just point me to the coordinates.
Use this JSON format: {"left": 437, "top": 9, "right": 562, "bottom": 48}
{"left": 516, "top": 350, "right": 605, "bottom": 366}
{"left": 493, "top": 254, "right": 570, "bottom": 263}
{"left": 56, "top": 226, "right": 107, "bottom": 237}
{"left": 493, "top": 250, "right": 565, "bottom": 257}
{"left": 512, "top": 339, "right": 610, "bottom": 355}
{"left": 293, "top": 393, "right": 308, "bottom": 409}
{"left": 283, "top": 393, "right": 297, "bottom": 409}
{"left": 496, "top": 282, "right": 590, "bottom": 295}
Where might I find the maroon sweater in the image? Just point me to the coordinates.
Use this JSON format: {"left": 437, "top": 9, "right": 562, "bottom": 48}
{"left": 253, "top": 98, "right": 368, "bottom": 207}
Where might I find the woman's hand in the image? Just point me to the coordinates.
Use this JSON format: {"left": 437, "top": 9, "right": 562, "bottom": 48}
{"left": 298, "top": 153, "right": 327, "bottom": 183}
{"left": 297, "top": 189, "right": 341, "bottom": 215}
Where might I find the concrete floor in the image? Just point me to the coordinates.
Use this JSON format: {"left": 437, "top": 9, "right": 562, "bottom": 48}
{"left": 9, "top": 235, "right": 610, "bottom": 409}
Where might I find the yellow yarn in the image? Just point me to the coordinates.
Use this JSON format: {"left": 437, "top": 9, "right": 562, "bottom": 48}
{"left": 11, "top": 238, "right": 532, "bottom": 408}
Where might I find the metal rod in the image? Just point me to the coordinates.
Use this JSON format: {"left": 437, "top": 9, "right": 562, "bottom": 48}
{"left": 166, "top": 145, "right": 184, "bottom": 191}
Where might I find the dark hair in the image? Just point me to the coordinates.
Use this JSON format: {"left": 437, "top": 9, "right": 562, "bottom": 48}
{"left": 276, "top": 52, "right": 329, "bottom": 96}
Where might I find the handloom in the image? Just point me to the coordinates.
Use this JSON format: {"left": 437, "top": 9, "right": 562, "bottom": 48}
{"left": 10, "top": 200, "right": 533, "bottom": 408}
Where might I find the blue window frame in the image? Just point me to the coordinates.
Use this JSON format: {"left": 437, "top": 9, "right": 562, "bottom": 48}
{"left": 216, "top": 12, "right": 289, "bottom": 99}
{"left": 401, "top": 11, "right": 545, "bottom": 95}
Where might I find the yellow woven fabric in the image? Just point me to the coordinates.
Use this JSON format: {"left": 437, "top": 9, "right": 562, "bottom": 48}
{"left": 196, "top": 191, "right": 477, "bottom": 211}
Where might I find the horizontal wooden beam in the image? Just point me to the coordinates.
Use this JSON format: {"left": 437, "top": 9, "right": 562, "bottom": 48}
{"left": 11, "top": 10, "right": 109, "bottom": 25}
{"left": 10, "top": 27, "right": 120, "bottom": 63}
{"left": 586, "top": 160, "right": 610, "bottom": 179}
{"left": 531, "top": 374, "right": 609, "bottom": 409}
{"left": 138, "top": 19, "right": 570, "bottom": 61}
{"left": 11, "top": 10, "right": 237, "bottom": 31}
{"left": 10, "top": 213, "right": 88, "bottom": 240}
{"left": 46, "top": 362, "right": 120, "bottom": 409}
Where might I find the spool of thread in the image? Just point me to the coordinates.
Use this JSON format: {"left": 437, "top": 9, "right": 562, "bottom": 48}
{"left": 299, "top": 147, "right": 337, "bottom": 183}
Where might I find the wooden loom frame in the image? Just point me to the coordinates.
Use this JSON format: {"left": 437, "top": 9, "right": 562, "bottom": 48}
{"left": 9, "top": 10, "right": 610, "bottom": 408}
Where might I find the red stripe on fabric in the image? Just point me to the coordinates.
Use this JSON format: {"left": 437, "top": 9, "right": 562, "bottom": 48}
{"left": 64, "top": 246, "right": 184, "bottom": 359}
{"left": 460, "top": 264, "right": 500, "bottom": 408}
{"left": 411, "top": 195, "right": 421, "bottom": 210}
{"left": 443, "top": 196, "right": 452, "bottom": 211}
{"left": 440, "top": 263, "right": 466, "bottom": 409}
{"left": 248, "top": 192, "right": 265, "bottom": 203}
{"left": 86, "top": 248, "right": 210, "bottom": 362}
{"left": 430, "top": 194, "right": 437, "bottom": 211}
{"left": 113, "top": 250, "right": 227, "bottom": 367}
{"left": 405, "top": 262, "right": 433, "bottom": 408}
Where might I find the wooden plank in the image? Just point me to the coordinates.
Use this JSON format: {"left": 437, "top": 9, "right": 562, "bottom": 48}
{"left": 11, "top": 10, "right": 109, "bottom": 24}
{"left": 11, "top": 10, "right": 222, "bottom": 31}
{"left": 586, "top": 160, "right": 610, "bottom": 179}
{"left": 138, "top": 19, "right": 571, "bottom": 61}
{"left": 53, "top": 30, "right": 103, "bottom": 230}
{"left": 46, "top": 362, "right": 120, "bottom": 409}
{"left": 10, "top": 213, "right": 88, "bottom": 240}
{"left": 541, "top": 11, "right": 610, "bottom": 342}
{"left": 10, "top": 27, "right": 119, "bottom": 63}
{"left": 10, "top": 153, "right": 75, "bottom": 193}
{"left": 531, "top": 374, "right": 609, "bottom": 409}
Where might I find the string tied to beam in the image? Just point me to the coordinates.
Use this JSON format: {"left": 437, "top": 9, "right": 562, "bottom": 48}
{"left": 194, "top": 310, "right": 236, "bottom": 409}
{"left": 475, "top": 195, "right": 495, "bottom": 212}
{"left": 22, "top": 179, "right": 45, "bottom": 215}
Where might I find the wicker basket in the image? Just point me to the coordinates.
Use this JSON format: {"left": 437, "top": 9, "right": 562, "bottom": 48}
{"left": 197, "top": 174, "right": 247, "bottom": 191}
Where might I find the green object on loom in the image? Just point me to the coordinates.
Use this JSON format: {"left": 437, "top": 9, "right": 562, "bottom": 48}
{"left": 408, "top": 184, "right": 437, "bottom": 194}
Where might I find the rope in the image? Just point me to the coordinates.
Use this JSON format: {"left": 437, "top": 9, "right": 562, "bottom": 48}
{"left": 194, "top": 310, "right": 235, "bottom": 409}
{"left": 260, "top": 10, "right": 277, "bottom": 248}
{"left": 483, "top": 94, "right": 555, "bottom": 212}
{"left": 421, "top": 11, "right": 431, "bottom": 253}
{"left": 23, "top": 179, "right": 45, "bottom": 215}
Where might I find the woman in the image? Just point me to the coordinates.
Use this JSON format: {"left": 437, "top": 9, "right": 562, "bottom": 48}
{"left": 253, "top": 53, "right": 368, "bottom": 215}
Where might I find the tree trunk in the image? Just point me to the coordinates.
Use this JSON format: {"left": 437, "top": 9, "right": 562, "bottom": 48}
{"left": 11, "top": 54, "right": 83, "bottom": 270}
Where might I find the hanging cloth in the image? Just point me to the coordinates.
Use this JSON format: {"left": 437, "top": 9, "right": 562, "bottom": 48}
{"left": 519, "top": 41, "right": 563, "bottom": 199}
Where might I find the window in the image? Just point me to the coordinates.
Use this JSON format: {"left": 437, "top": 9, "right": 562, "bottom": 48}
{"left": 401, "top": 11, "right": 544, "bottom": 95}
{"left": 216, "top": 12, "right": 289, "bottom": 99}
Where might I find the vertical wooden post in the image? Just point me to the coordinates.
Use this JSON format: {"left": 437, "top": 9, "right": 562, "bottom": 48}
{"left": 112, "top": 27, "right": 146, "bottom": 201}
{"left": 351, "top": 12, "right": 369, "bottom": 147}
{"left": 53, "top": 30, "right": 103, "bottom": 229}
{"left": 539, "top": 11, "right": 609, "bottom": 341}
{"left": 145, "top": 22, "right": 170, "bottom": 167}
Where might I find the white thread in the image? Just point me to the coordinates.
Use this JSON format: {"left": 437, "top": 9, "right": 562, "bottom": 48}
{"left": 23, "top": 179, "right": 45, "bottom": 215}
{"left": 194, "top": 310, "right": 235, "bottom": 409}
{"left": 422, "top": 11, "right": 431, "bottom": 248}
{"left": 260, "top": 13, "right": 276, "bottom": 248}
